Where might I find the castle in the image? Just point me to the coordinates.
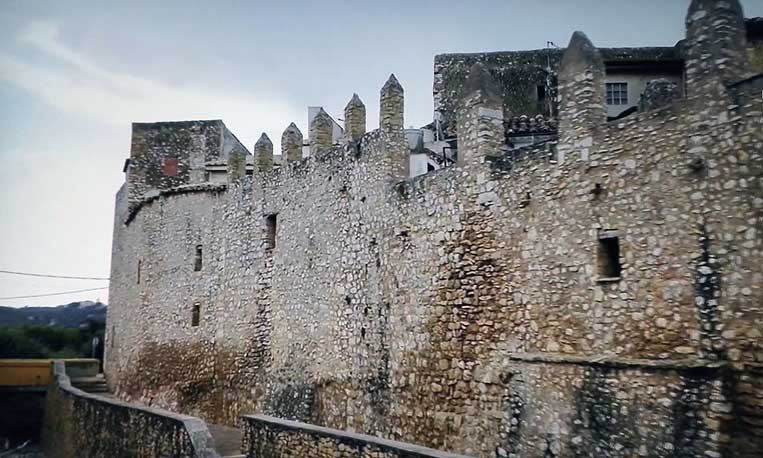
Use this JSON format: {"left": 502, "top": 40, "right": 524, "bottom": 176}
{"left": 105, "top": 1, "right": 763, "bottom": 457}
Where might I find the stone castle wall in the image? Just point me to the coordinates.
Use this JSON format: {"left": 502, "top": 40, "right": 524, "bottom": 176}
{"left": 106, "top": 3, "right": 763, "bottom": 457}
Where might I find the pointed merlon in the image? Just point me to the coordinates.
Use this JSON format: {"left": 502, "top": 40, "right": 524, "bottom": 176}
{"left": 381, "top": 74, "right": 403, "bottom": 95}
{"left": 557, "top": 31, "right": 605, "bottom": 163}
{"left": 282, "top": 122, "right": 302, "bottom": 138}
{"left": 380, "top": 74, "right": 404, "bottom": 132}
{"left": 347, "top": 93, "right": 364, "bottom": 108}
{"left": 314, "top": 108, "right": 333, "bottom": 123}
{"left": 227, "top": 148, "right": 247, "bottom": 182}
{"left": 281, "top": 123, "right": 303, "bottom": 164}
{"left": 310, "top": 108, "right": 334, "bottom": 152}
{"left": 463, "top": 62, "right": 502, "bottom": 106}
{"left": 687, "top": 0, "right": 743, "bottom": 20}
{"left": 344, "top": 93, "right": 366, "bottom": 142}
{"left": 284, "top": 122, "right": 302, "bottom": 135}
{"left": 561, "top": 31, "right": 604, "bottom": 75}
{"left": 456, "top": 63, "right": 505, "bottom": 166}
{"left": 684, "top": 0, "right": 748, "bottom": 88}
{"left": 255, "top": 133, "right": 273, "bottom": 148}
{"left": 254, "top": 132, "right": 273, "bottom": 171}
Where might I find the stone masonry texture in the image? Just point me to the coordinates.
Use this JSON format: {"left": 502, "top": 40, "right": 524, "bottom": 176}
{"left": 106, "top": 2, "right": 763, "bottom": 457}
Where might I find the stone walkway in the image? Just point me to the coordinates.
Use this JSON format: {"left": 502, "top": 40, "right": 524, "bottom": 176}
{"left": 74, "top": 377, "right": 244, "bottom": 457}
{"left": 207, "top": 423, "right": 244, "bottom": 457}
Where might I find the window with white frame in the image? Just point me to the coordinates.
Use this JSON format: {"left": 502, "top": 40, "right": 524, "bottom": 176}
{"left": 606, "top": 82, "right": 628, "bottom": 105}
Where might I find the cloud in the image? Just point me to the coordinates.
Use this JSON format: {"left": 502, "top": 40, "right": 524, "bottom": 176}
{"left": 0, "top": 20, "right": 303, "bottom": 148}
{"left": 0, "top": 20, "right": 307, "bottom": 308}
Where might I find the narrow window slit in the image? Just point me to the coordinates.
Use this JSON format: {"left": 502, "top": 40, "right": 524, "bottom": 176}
{"left": 191, "top": 303, "right": 201, "bottom": 327}
{"left": 597, "top": 229, "right": 622, "bottom": 281}
{"left": 194, "top": 245, "right": 203, "bottom": 271}
{"left": 265, "top": 214, "right": 277, "bottom": 251}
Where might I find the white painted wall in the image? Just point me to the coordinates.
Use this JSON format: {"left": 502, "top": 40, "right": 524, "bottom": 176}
{"left": 604, "top": 72, "right": 683, "bottom": 118}
{"left": 409, "top": 153, "right": 430, "bottom": 177}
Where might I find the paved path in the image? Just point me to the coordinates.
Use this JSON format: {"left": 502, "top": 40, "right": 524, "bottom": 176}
{"left": 207, "top": 423, "right": 244, "bottom": 457}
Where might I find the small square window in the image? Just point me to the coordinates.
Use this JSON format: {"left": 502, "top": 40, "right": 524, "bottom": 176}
{"left": 606, "top": 83, "right": 628, "bottom": 105}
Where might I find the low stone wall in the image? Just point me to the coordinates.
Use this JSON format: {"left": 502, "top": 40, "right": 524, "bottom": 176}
{"left": 242, "top": 414, "right": 472, "bottom": 458}
{"left": 61, "top": 358, "right": 100, "bottom": 378}
{"left": 41, "top": 361, "right": 219, "bottom": 458}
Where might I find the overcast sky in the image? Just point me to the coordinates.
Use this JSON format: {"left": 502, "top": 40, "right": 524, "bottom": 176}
{"left": 1, "top": 0, "right": 761, "bottom": 308}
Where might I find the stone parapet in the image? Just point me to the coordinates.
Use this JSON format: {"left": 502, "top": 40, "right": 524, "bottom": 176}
{"left": 41, "top": 361, "right": 220, "bottom": 458}
{"left": 242, "top": 414, "right": 472, "bottom": 458}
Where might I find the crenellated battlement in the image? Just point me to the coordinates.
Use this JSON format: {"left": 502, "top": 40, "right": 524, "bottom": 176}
{"left": 120, "top": 1, "right": 760, "bottom": 218}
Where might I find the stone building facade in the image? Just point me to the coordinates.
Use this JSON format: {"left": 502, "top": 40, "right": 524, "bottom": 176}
{"left": 106, "top": 2, "right": 763, "bottom": 457}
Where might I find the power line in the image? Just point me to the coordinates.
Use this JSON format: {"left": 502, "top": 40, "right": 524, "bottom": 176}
{"left": 0, "top": 286, "right": 108, "bottom": 301}
{"left": 0, "top": 269, "right": 110, "bottom": 281}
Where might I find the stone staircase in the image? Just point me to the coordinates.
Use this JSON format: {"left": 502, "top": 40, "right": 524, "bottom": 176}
{"left": 70, "top": 373, "right": 109, "bottom": 394}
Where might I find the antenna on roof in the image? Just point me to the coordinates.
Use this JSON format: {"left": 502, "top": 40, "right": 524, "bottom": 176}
{"left": 545, "top": 41, "right": 560, "bottom": 115}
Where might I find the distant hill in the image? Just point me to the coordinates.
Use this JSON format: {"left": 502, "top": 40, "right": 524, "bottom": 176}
{"left": 0, "top": 301, "right": 107, "bottom": 328}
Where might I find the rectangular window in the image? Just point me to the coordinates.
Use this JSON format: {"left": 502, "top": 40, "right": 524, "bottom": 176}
{"left": 191, "top": 303, "right": 201, "bottom": 327}
{"left": 265, "top": 214, "right": 277, "bottom": 251}
{"left": 194, "top": 245, "right": 202, "bottom": 271}
{"left": 597, "top": 229, "right": 622, "bottom": 280}
{"left": 606, "top": 83, "right": 628, "bottom": 105}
